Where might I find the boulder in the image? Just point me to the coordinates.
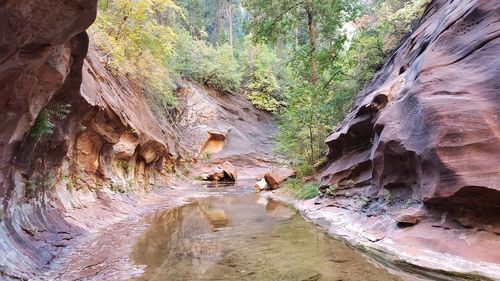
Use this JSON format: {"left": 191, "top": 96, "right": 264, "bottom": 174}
{"left": 264, "top": 168, "right": 296, "bottom": 190}
{"left": 112, "top": 131, "right": 139, "bottom": 160}
{"left": 206, "top": 168, "right": 225, "bottom": 181}
{"left": 255, "top": 178, "right": 269, "bottom": 192}
{"left": 395, "top": 214, "right": 420, "bottom": 226}
{"left": 203, "top": 161, "right": 237, "bottom": 182}
{"left": 219, "top": 161, "right": 237, "bottom": 181}
{"left": 394, "top": 208, "right": 425, "bottom": 226}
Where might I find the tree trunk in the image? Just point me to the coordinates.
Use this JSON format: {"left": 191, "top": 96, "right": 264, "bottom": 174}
{"left": 306, "top": 4, "right": 318, "bottom": 86}
{"left": 214, "top": 2, "right": 223, "bottom": 44}
{"left": 308, "top": 123, "right": 314, "bottom": 164}
{"left": 227, "top": 1, "right": 233, "bottom": 51}
{"left": 295, "top": 27, "right": 299, "bottom": 51}
{"left": 276, "top": 37, "right": 284, "bottom": 59}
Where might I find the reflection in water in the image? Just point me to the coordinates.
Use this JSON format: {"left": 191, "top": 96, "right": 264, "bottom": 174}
{"left": 131, "top": 193, "right": 403, "bottom": 281}
{"left": 201, "top": 181, "right": 235, "bottom": 189}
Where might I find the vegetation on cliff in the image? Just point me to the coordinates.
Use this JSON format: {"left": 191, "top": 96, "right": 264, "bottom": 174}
{"left": 91, "top": 0, "right": 430, "bottom": 176}
{"left": 246, "top": 0, "right": 430, "bottom": 176}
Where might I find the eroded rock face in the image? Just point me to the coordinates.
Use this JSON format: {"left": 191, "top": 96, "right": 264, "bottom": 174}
{"left": 0, "top": 0, "right": 97, "bottom": 182}
{"left": 321, "top": 0, "right": 500, "bottom": 217}
{"left": 0, "top": 1, "right": 179, "bottom": 278}
{"left": 0, "top": 1, "right": 98, "bottom": 278}
{"left": 176, "top": 81, "right": 281, "bottom": 180}
{"left": 317, "top": 1, "right": 500, "bottom": 270}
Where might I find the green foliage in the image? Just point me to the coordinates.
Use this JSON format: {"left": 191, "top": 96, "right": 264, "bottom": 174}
{"left": 92, "top": 0, "right": 252, "bottom": 109}
{"left": 245, "top": 0, "right": 430, "bottom": 175}
{"left": 30, "top": 104, "right": 71, "bottom": 139}
{"left": 193, "top": 175, "right": 205, "bottom": 181}
{"left": 244, "top": 0, "right": 358, "bottom": 172}
{"left": 25, "top": 179, "right": 36, "bottom": 195}
{"left": 90, "top": 0, "right": 431, "bottom": 179}
{"left": 78, "top": 122, "right": 87, "bottom": 132}
{"left": 30, "top": 111, "right": 54, "bottom": 139}
{"left": 384, "top": 192, "right": 392, "bottom": 204}
{"left": 173, "top": 32, "right": 242, "bottom": 92}
{"left": 120, "top": 161, "right": 135, "bottom": 174}
{"left": 241, "top": 38, "right": 284, "bottom": 112}
{"left": 323, "top": 184, "right": 338, "bottom": 196}
{"left": 346, "top": 0, "right": 431, "bottom": 88}
{"left": 199, "top": 151, "right": 211, "bottom": 163}
{"left": 283, "top": 178, "right": 319, "bottom": 200}
{"left": 42, "top": 171, "right": 57, "bottom": 189}
{"left": 91, "top": 0, "right": 180, "bottom": 111}
{"left": 275, "top": 78, "right": 353, "bottom": 169}
{"left": 196, "top": 43, "right": 242, "bottom": 92}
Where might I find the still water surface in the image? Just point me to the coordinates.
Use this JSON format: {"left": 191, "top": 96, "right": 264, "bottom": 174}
{"left": 131, "top": 190, "right": 404, "bottom": 281}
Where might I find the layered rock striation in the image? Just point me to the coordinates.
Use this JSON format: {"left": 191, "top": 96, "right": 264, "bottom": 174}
{"left": 0, "top": 1, "right": 178, "bottom": 279}
{"left": 318, "top": 0, "right": 500, "bottom": 276}
{"left": 322, "top": 0, "right": 500, "bottom": 219}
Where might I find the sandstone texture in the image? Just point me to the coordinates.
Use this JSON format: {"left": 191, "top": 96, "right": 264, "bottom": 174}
{"left": 0, "top": 1, "right": 97, "bottom": 278}
{"left": 176, "top": 81, "right": 282, "bottom": 180}
{"left": 321, "top": 0, "right": 500, "bottom": 232}
{"left": 317, "top": 0, "right": 500, "bottom": 278}
{"left": 0, "top": 1, "right": 179, "bottom": 279}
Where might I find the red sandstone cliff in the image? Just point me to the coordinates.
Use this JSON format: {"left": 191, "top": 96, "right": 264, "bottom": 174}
{"left": 322, "top": 0, "right": 500, "bottom": 225}
{"left": 0, "top": 1, "right": 181, "bottom": 279}
{"left": 316, "top": 0, "right": 500, "bottom": 277}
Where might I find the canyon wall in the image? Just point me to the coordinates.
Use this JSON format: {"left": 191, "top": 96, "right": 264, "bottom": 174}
{"left": 321, "top": 0, "right": 500, "bottom": 238}
{"left": 0, "top": 1, "right": 179, "bottom": 279}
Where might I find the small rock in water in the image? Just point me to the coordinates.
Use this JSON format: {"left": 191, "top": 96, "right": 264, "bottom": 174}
{"left": 255, "top": 178, "right": 269, "bottom": 192}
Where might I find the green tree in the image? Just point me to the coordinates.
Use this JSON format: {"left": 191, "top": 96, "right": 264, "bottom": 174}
{"left": 91, "top": 0, "right": 181, "bottom": 111}
{"left": 244, "top": 0, "right": 358, "bottom": 168}
{"left": 244, "top": 0, "right": 358, "bottom": 85}
{"left": 241, "top": 37, "right": 285, "bottom": 112}
{"left": 245, "top": 0, "right": 430, "bottom": 173}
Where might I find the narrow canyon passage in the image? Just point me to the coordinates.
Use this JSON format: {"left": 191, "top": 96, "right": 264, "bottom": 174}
{"left": 1, "top": 0, "right": 500, "bottom": 280}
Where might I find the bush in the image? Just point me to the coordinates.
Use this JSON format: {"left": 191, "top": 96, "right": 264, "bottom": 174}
{"left": 241, "top": 38, "right": 285, "bottom": 112}
{"left": 283, "top": 178, "right": 319, "bottom": 200}
{"left": 30, "top": 111, "right": 54, "bottom": 138}
{"left": 90, "top": 0, "right": 179, "bottom": 113}
{"left": 173, "top": 33, "right": 242, "bottom": 92}
{"left": 30, "top": 104, "right": 71, "bottom": 139}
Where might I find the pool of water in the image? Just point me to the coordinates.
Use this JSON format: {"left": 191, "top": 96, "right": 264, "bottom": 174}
{"left": 130, "top": 190, "right": 405, "bottom": 281}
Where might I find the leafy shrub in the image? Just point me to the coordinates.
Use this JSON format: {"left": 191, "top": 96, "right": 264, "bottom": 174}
{"left": 30, "top": 111, "right": 54, "bottom": 138}
{"left": 25, "top": 179, "right": 36, "bottom": 195}
{"left": 90, "top": 0, "right": 179, "bottom": 112}
{"left": 173, "top": 33, "right": 242, "bottom": 92}
{"left": 323, "top": 184, "right": 338, "bottom": 196}
{"left": 283, "top": 178, "right": 319, "bottom": 200}
{"left": 30, "top": 104, "right": 71, "bottom": 139}
{"left": 245, "top": 92, "right": 281, "bottom": 112}
{"left": 241, "top": 40, "right": 283, "bottom": 112}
